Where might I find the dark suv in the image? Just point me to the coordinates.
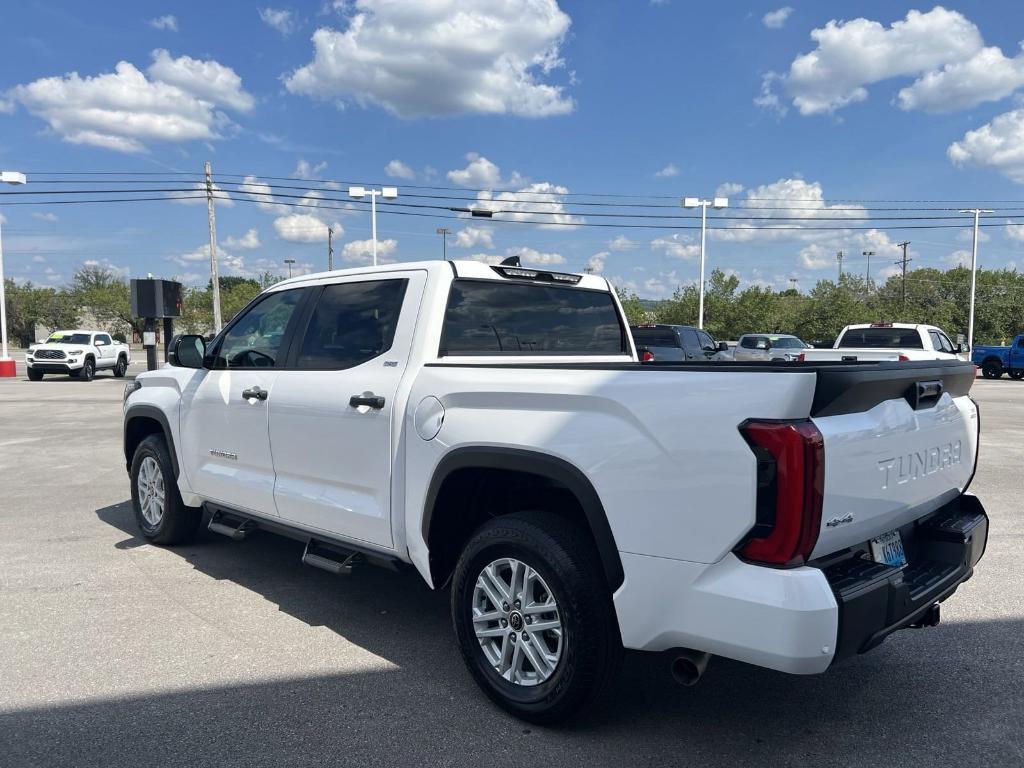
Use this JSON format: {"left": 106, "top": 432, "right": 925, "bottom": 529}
{"left": 630, "top": 324, "right": 729, "bottom": 362}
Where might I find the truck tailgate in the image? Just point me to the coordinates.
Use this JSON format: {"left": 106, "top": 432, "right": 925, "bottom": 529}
{"left": 809, "top": 361, "right": 979, "bottom": 558}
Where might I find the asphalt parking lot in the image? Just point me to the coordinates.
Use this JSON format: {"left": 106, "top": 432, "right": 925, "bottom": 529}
{"left": 0, "top": 363, "right": 1021, "bottom": 767}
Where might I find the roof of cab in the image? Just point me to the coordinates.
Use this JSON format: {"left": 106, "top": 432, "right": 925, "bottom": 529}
{"left": 267, "top": 259, "right": 611, "bottom": 292}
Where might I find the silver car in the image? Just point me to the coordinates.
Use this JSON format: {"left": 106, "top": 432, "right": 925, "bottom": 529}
{"left": 733, "top": 333, "right": 808, "bottom": 362}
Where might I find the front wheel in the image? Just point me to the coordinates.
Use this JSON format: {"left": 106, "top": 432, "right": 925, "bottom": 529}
{"left": 113, "top": 356, "right": 128, "bottom": 378}
{"left": 27, "top": 368, "right": 43, "bottom": 381}
{"left": 981, "top": 360, "right": 1003, "bottom": 379}
{"left": 80, "top": 359, "right": 95, "bottom": 381}
{"left": 1010, "top": 370, "right": 1024, "bottom": 381}
{"left": 451, "top": 512, "right": 622, "bottom": 724}
{"left": 130, "top": 434, "right": 202, "bottom": 544}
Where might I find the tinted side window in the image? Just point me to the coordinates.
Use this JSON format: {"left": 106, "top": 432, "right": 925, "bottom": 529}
{"left": 739, "top": 336, "right": 756, "bottom": 349}
{"left": 680, "top": 329, "right": 700, "bottom": 349}
{"left": 216, "top": 289, "right": 303, "bottom": 368}
{"left": 1018, "top": 337, "right": 1024, "bottom": 348}
{"left": 96, "top": 334, "right": 112, "bottom": 345}
{"left": 697, "top": 330, "right": 715, "bottom": 350}
{"left": 441, "top": 281, "right": 625, "bottom": 355}
{"left": 296, "top": 279, "right": 408, "bottom": 369}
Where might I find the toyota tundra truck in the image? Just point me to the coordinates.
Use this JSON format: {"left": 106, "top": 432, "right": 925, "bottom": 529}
{"left": 28, "top": 329, "right": 131, "bottom": 381}
{"left": 122, "top": 259, "right": 987, "bottom": 723}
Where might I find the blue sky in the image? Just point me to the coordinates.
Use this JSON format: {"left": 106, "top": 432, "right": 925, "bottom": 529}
{"left": 3, "top": 1, "right": 1024, "bottom": 297}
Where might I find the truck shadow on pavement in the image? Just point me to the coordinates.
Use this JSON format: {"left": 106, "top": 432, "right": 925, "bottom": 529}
{"left": 10, "top": 500, "right": 1012, "bottom": 767}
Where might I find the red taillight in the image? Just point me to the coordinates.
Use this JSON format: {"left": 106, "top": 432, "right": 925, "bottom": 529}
{"left": 797, "top": 352, "right": 806, "bottom": 362}
{"left": 739, "top": 420, "right": 824, "bottom": 567}
{"left": 898, "top": 354, "right": 910, "bottom": 362}
{"left": 640, "top": 350, "right": 655, "bottom": 362}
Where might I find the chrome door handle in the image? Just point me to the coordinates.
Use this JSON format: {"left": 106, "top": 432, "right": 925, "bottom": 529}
{"left": 241, "top": 386, "right": 268, "bottom": 401}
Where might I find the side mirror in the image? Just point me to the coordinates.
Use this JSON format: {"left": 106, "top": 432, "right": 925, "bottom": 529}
{"left": 717, "top": 341, "right": 729, "bottom": 352}
{"left": 95, "top": 339, "right": 105, "bottom": 346}
{"left": 956, "top": 343, "right": 966, "bottom": 353}
{"left": 168, "top": 334, "right": 206, "bottom": 369}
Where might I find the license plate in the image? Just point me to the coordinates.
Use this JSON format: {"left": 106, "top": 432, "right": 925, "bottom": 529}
{"left": 870, "top": 529, "right": 907, "bottom": 568}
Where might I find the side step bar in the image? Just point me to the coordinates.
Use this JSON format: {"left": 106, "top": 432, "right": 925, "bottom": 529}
{"left": 302, "top": 540, "right": 360, "bottom": 575}
{"left": 207, "top": 511, "right": 254, "bottom": 540}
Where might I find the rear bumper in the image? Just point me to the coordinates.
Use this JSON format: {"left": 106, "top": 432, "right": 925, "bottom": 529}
{"left": 821, "top": 493, "right": 988, "bottom": 663}
{"left": 613, "top": 493, "right": 987, "bottom": 674}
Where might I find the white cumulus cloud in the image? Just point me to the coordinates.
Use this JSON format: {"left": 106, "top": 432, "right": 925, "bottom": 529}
{"left": 223, "top": 229, "right": 261, "bottom": 250}
{"left": 586, "top": 251, "right": 609, "bottom": 274}
{"left": 342, "top": 238, "right": 397, "bottom": 264}
{"left": 274, "top": 213, "right": 342, "bottom": 244}
{"left": 453, "top": 226, "right": 494, "bottom": 249}
{"left": 283, "top": 0, "right": 574, "bottom": 118}
{"left": 654, "top": 163, "right": 679, "bottom": 178}
{"left": 948, "top": 109, "right": 1024, "bottom": 183}
{"left": 513, "top": 246, "right": 563, "bottom": 265}
{"left": 260, "top": 8, "right": 298, "bottom": 36}
{"left": 607, "top": 235, "right": 636, "bottom": 251}
{"left": 385, "top": 159, "right": 415, "bottom": 179}
{"left": 148, "top": 15, "right": 178, "bottom": 31}
{"left": 762, "top": 7, "right": 793, "bottom": 29}
{"left": 7, "top": 50, "right": 252, "bottom": 152}
{"left": 651, "top": 234, "right": 700, "bottom": 260}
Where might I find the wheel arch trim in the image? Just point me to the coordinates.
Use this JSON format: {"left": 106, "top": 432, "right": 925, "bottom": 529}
{"left": 124, "top": 405, "right": 179, "bottom": 478}
{"left": 422, "top": 446, "right": 625, "bottom": 591}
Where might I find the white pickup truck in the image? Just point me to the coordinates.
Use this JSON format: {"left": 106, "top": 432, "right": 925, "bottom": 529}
{"left": 799, "top": 323, "right": 964, "bottom": 362}
{"left": 27, "top": 329, "right": 131, "bottom": 381}
{"left": 122, "top": 260, "right": 987, "bottom": 723}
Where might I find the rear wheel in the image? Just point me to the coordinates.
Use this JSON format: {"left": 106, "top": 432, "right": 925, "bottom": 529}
{"left": 113, "top": 356, "right": 128, "bottom": 378}
{"left": 27, "top": 368, "right": 43, "bottom": 381}
{"left": 130, "top": 434, "right": 201, "bottom": 545}
{"left": 1010, "top": 370, "right": 1024, "bottom": 380}
{"left": 981, "top": 360, "right": 1003, "bottom": 379}
{"left": 451, "top": 511, "right": 622, "bottom": 724}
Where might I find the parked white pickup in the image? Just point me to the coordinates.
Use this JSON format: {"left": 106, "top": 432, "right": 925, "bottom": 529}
{"left": 799, "top": 323, "right": 964, "bottom": 362}
{"left": 27, "top": 329, "right": 131, "bottom": 381}
{"left": 122, "top": 261, "right": 987, "bottom": 723}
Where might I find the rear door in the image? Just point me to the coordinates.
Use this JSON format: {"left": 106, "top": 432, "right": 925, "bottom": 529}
{"left": 178, "top": 287, "right": 308, "bottom": 516}
{"left": 269, "top": 271, "right": 426, "bottom": 547}
{"left": 680, "top": 328, "right": 702, "bottom": 360}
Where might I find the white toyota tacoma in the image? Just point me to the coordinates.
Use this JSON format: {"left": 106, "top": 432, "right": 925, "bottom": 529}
{"left": 799, "top": 323, "right": 964, "bottom": 362}
{"left": 122, "top": 260, "right": 988, "bottom": 722}
{"left": 28, "top": 329, "right": 131, "bottom": 381}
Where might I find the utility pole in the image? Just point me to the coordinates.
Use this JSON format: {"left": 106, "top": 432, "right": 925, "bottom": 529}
{"left": 959, "top": 208, "right": 994, "bottom": 354}
{"left": 836, "top": 250, "right": 844, "bottom": 282}
{"left": 328, "top": 227, "right": 334, "bottom": 271}
{"left": 436, "top": 227, "right": 450, "bottom": 259}
{"left": 896, "top": 241, "right": 911, "bottom": 311}
{"left": 204, "top": 161, "right": 223, "bottom": 333}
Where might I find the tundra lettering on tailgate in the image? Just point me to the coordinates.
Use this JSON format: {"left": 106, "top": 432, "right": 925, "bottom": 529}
{"left": 877, "top": 441, "right": 962, "bottom": 489}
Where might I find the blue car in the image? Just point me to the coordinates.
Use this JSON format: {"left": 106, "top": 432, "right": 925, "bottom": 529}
{"left": 972, "top": 334, "right": 1024, "bottom": 379}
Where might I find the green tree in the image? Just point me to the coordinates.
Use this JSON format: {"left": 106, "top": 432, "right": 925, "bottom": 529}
{"left": 69, "top": 266, "right": 141, "bottom": 336}
{"left": 3, "top": 280, "right": 78, "bottom": 346}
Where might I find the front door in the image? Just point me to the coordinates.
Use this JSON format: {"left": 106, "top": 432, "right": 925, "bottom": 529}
{"left": 178, "top": 287, "right": 306, "bottom": 516}
{"left": 269, "top": 271, "right": 425, "bottom": 548}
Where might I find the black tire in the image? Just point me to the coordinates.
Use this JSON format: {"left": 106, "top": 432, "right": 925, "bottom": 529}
{"left": 113, "top": 355, "right": 128, "bottom": 378}
{"left": 451, "top": 511, "right": 623, "bottom": 724}
{"left": 80, "top": 358, "right": 95, "bottom": 381}
{"left": 27, "top": 368, "right": 43, "bottom": 381}
{"left": 130, "top": 434, "right": 202, "bottom": 545}
{"left": 981, "top": 360, "right": 1003, "bottom": 379}
{"left": 1010, "top": 370, "right": 1024, "bottom": 381}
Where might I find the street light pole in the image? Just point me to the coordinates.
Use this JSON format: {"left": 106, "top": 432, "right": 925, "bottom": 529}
{"left": 862, "top": 250, "right": 875, "bottom": 288}
{"left": 284, "top": 258, "right": 296, "bottom": 279}
{"left": 349, "top": 186, "right": 398, "bottom": 266}
{"left": 436, "top": 227, "right": 450, "bottom": 259}
{"left": 682, "top": 196, "right": 729, "bottom": 329}
{"left": 960, "top": 208, "right": 994, "bottom": 354}
{"left": 0, "top": 170, "right": 27, "bottom": 378}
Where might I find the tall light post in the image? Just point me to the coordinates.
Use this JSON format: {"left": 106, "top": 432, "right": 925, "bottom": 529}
{"left": 283, "top": 258, "right": 296, "bottom": 279}
{"left": 960, "top": 208, "right": 993, "bottom": 354}
{"left": 349, "top": 186, "right": 398, "bottom": 266}
{"left": 682, "top": 196, "right": 728, "bottom": 329}
{"left": 0, "top": 170, "right": 27, "bottom": 378}
{"left": 436, "top": 227, "right": 450, "bottom": 259}
{"left": 862, "top": 250, "right": 875, "bottom": 287}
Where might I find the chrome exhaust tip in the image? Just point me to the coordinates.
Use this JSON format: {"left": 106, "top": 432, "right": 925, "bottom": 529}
{"left": 670, "top": 650, "right": 711, "bottom": 686}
